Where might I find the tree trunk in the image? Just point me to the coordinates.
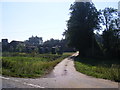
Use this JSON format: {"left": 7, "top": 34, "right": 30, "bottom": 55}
{"left": 79, "top": 50, "right": 86, "bottom": 57}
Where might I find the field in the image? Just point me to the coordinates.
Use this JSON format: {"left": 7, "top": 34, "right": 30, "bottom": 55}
{"left": 2, "top": 52, "right": 74, "bottom": 78}
{"left": 74, "top": 57, "right": 120, "bottom": 82}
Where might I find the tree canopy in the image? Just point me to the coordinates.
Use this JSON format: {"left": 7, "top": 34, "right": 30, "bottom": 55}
{"left": 64, "top": 1, "right": 100, "bottom": 57}
{"left": 100, "top": 7, "right": 120, "bottom": 58}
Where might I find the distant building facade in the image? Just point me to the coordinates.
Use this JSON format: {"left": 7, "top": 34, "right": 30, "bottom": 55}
{"left": 2, "top": 39, "right": 9, "bottom": 52}
{"left": 2, "top": 39, "right": 8, "bottom": 46}
{"left": 25, "top": 36, "right": 43, "bottom": 46}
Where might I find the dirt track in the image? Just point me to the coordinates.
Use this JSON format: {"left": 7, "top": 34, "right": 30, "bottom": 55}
{"left": 1, "top": 53, "right": 119, "bottom": 88}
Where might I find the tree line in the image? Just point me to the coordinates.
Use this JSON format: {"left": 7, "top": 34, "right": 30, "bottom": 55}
{"left": 63, "top": 1, "right": 120, "bottom": 59}
{"left": 1, "top": 37, "right": 75, "bottom": 55}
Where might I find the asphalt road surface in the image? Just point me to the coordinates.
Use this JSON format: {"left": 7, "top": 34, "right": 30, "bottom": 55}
{"left": 1, "top": 53, "right": 119, "bottom": 88}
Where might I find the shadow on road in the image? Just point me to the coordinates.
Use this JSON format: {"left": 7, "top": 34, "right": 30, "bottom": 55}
{"left": 67, "top": 56, "right": 76, "bottom": 60}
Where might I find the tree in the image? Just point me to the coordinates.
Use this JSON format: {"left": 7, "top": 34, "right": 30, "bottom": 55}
{"left": 100, "top": 7, "right": 120, "bottom": 58}
{"left": 16, "top": 43, "right": 25, "bottom": 52}
{"left": 100, "top": 8, "right": 118, "bottom": 31}
{"left": 64, "top": 1, "right": 100, "bottom": 57}
{"left": 43, "top": 38, "right": 60, "bottom": 47}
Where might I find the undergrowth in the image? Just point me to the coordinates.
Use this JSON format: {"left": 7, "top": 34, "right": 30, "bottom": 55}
{"left": 74, "top": 57, "right": 120, "bottom": 82}
{"left": 2, "top": 52, "right": 73, "bottom": 78}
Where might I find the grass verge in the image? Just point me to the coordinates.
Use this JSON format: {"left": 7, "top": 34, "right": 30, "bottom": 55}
{"left": 74, "top": 57, "right": 120, "bottom": 82}
{"left": 2, "top": 52, "right": 74, "bottom": 78}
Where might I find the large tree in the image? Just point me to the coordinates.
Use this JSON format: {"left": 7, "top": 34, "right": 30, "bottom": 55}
{"left": 64, "top": 1, "right": 100, "bottom": 57}
{"left": 100, "top": 8, "right": 120, "bottom": 58}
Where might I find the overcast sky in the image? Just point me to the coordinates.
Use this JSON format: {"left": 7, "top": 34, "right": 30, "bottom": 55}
{"left": 0, "top": 0, "right": 119, "bottom": 42}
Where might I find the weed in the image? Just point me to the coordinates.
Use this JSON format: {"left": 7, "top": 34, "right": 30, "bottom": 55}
{"left": 2, "top": 52, "right": 72, "bottom": 78}
{"left": 74, "top": 57, "right": 120, "bottom": 82}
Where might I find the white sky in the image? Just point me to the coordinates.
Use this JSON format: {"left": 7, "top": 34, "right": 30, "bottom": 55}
{"left": 0, "top": 0, "right": 119, "bottom": 42}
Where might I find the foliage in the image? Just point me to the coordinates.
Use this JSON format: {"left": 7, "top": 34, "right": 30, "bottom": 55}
{"left": 43, "top": 38, "right": 60, "bottom": 47}
{"left": 2, "top": 52, "right": 73, "bottom": 78}
{"left": 64, "top": 2, "right": 101, "bottom": 57}
{"left": 100, "top": 8, "right": 118, "bottom": 31}
{"left": 74, "top": 57, "right": 120, "bottom": 82}
{"left": 100, "top": 7, "right": 120, "bottom": 59}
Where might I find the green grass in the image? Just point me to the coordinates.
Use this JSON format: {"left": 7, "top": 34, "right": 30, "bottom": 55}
{"left": 2, "top": 52, "right": 74, "bottom": 78}
{"left": 74, "top": 57, "right": 120, "bottom": 82}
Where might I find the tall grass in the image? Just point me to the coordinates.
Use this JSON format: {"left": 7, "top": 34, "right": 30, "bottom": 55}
{"left": 2, "top": 52, "right": 73, "bottom": 78}
{"left": 74, "top": 57, "right": 120, "bottom": 82}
